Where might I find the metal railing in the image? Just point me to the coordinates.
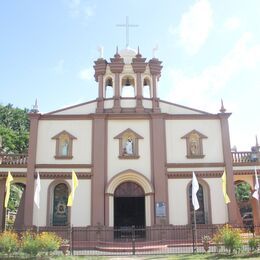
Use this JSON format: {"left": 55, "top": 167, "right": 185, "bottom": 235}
{"left": 12, "top": 224, "right": 260, "bottom": 256}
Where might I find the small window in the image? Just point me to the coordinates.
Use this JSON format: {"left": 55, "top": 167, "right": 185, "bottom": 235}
{"left": 52, "top": 131, "right": 77, "bottom": 159}
{"left": 114, "top": 128, "right": 143, "bottom": 159}
{"left": 181, "top": 130, "right": 207, "bottom": 158}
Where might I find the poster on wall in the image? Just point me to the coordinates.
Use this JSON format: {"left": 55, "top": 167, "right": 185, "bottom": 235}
{"left": 156, "top": 202, "right": 166, "bottom": 217}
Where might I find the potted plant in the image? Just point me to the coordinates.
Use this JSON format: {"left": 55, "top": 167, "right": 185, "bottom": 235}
{"left": 60, "top": 239, "right": 70, "bottom": 255}
{"left": 201, "top": 235, "right": 211, "bottom": 252}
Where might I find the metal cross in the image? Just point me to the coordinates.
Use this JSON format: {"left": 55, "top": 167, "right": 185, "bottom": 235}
{"left": 116, "top": 16, "right": 139, "bottom": 47}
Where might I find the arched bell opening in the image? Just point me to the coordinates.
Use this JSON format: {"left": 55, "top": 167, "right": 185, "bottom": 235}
{"left": 121, "top": 76, "right": 135, "bottom": 97}
{"left": 143, "top": 78, "right": 151, "bottom": 98}
{"left": 105, "top": 77, "right": 114, "bottom": 98}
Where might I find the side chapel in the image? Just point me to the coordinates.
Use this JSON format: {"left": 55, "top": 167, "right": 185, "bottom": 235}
{"left": 0, "top": 46, "right": 259, "bottom": 231}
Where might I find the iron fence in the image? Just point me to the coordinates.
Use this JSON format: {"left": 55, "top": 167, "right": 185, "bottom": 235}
{"left": 13, "top": 224, "right": 260, "bottom": 256}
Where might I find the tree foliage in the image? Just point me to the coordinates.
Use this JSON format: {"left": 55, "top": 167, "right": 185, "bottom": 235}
{"left": 0, "top": 104, "right": 29, "bottom": 154}
{"left": 235, "top": 182, "right": 251, "bottom": 202}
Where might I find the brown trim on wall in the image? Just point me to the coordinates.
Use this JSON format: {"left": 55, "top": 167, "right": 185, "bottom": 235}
{"left": 165, "top": 114, "right": 220, "bottom": 120}
{"left": 0, "top": 172, "right": 26, "bottom": 177}
{"left": 233, "top": 169, "right": 259, "bottom": 175}
{"left": 40, "top": 115, "right": 93, "bottom": 120}
{"left": 24, "top": 113, "right": 40, "bottom": 227}
{"left": 167, "top": 171, "right": 223, "bottom": 179}
{"left": 166, "top": 163, "right": 225, "bottom": 168}
{"left": 0, "top": 165, "right": 27, "bottom": 168}
{"left": 233, "top": 162, "right": 260, "bottom": 167}
{"left": 37, "top": 172, "right": 92, "bottom": 179}
{"left": 36, "top": 164, "right": 92, "bottom": 169}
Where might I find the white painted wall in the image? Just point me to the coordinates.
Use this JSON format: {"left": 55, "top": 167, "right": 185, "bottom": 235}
{"left": 33, "top": 179, "right": 51, "bottom": 226}
{"left": 207, "top": 178, "right": 229, "bottom": 223}
{"left": 160, "top": 101, "right": 205, "bottom": 115}
{"left": 168, "top": 178, "right": 228, "bottom": 225}
{"left": 165, "top": 120, "right": 223, "bottom": 163}
{"left": 51, "top": 101, "right": 97, "bottom": 115}
{"left": 107, "top": 120, "right": 151, "bottom": 181}
{"left": 36, "top": 120, "right": 92, "bottom": 164}
{"left": 168, "top": 179, "right": 189, "bottom": 225}
{"left": 70, "top": 179, "right": 91, "bottom": 226}
{"left": 121, "top": 99, "right": 136, "bottom": 108}
{"left": 33, "top": 179, "right": 91, "bottom": 227}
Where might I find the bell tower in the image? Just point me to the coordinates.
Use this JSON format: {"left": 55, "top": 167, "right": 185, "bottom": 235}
{"left": 93, "top": 47, "right": 163, "bottom": 113}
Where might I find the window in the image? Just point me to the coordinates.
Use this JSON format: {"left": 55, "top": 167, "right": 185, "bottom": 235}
{"left": 181, "top": 130, "right": 207, "bottom": 158}
{"left": 52, "top": 183, "right": 69, "bottom": 226}
{"left": 187, "top": 180, "right": 211, "bottom": 224}
{"left": 52, "top": 131, "right": 77, "bottom": 159}
{"left": 114, "top": 128, "right": 143, "bottom": 159}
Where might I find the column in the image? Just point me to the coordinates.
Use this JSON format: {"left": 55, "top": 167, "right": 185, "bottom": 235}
{"left": 24, "top": 113, "right": 40, "bottom": 227}
{"left": 91, "top": 115, "right": 107, "bottom": 225}
{"left": 219, "top": 113, "right": 241, "bottom": 224}
{"left": 150, "top": 114, "right": 168, "bottom": 224}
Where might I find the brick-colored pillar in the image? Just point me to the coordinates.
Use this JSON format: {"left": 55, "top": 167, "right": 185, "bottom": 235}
{"left": 219, "top": 113, "right": 240, "bottom": 224}
{"left": 150, "top": 114, "right": 168, "bottom": 224}
{"left": 91, "top": 115, "right": 107, "bottom": 225}
{"left": 0, "top": 179, "right": 6, "bottom": 231}
{"left": 24, "top": 113, "right": 40, "bottom": 227}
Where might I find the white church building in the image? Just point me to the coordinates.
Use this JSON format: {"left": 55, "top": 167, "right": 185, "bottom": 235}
{"left": 0, "top": 47, "right": 259, "bottom": 233}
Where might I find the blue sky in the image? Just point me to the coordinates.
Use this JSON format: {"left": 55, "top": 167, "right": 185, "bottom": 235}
{"left": 0, "top": 0, "right": 259, "bottom": 150}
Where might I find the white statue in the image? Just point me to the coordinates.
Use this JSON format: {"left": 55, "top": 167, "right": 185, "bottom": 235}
{"left": 61, "top": 141, "right": 69, "bottom": 156}
{"left": 125, "top": 137, "right": 133, "bottom": 155}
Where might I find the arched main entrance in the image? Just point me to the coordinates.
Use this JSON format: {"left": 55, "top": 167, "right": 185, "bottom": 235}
{"left": 114, "top": 182, "right": 145, "bottom": 228}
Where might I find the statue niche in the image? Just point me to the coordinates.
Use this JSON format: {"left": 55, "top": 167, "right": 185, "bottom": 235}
{"left": 114, "top": 128, "right": 143, "bottom": 159}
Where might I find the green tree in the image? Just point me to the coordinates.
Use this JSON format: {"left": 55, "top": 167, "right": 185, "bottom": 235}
{"left": 235, "top": 182, "right": 251, "bottom": 202}
{"left": 0, "top": 104, "right": 29, "bottom": 153}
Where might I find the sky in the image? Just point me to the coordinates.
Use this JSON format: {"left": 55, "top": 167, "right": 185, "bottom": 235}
{"left": 0, "top": 0, "right": 259, "bottom": 151}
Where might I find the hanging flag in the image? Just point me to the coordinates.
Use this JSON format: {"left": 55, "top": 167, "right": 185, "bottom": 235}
{"left": 221, "top": 169, "right": 230, "bottom": 204}
{"left": 67, "top": 171, "right": 79, "bottom": 207}
{"left": 4, "top": 172, "right": 13, "bottom": 208}
{"left": 252, "top": 167, "right": 259, "bottom": 200}
{"left": 34, "top": 172, "right": 41, "bottom": 208}
{"left": 192, "top": 172, "right": 200, "bottom": 210}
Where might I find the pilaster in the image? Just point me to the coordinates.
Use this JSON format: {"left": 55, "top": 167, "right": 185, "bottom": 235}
{"left": 219, "top": 113, "right": 241, "bottom": 224}
{"left": 24, "top": 113, "right": 40, "bottom": 227}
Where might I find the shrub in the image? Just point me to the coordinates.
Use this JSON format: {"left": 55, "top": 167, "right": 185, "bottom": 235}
{"left": 213, "top": 225, "right": 243, "bottom": 254}
{"left": 20, "top": 231, "right": 41, "bottom": 256}
{"left": 248, "top": 237, "right": 259, "bottom": 252}
{"left": 0, "top": 230, "right": 19, "bottom": 256}
{"left": 38, "top": 232, "right": 62, "bottom": 255}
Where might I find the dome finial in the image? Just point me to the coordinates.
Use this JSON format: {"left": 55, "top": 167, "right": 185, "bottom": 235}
{"left": 220, "top": 99, "right": 226, "bottom": 113}
{"left": 31, "top": 98, "right": 39, "bottom": 113}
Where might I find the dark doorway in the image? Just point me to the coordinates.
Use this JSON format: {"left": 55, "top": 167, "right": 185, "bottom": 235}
{"left": 114, "top": 196, "right": 145, "bottom": 227}
{"left": 114, "top": 182, "right": 146, "bottom": 239}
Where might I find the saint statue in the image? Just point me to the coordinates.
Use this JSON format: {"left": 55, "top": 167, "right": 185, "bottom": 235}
{"left": 125, "top": 137, "right": 133, "bottom": 155}
{"left": 61, "top": 140, "right": 69, "bottom": 156}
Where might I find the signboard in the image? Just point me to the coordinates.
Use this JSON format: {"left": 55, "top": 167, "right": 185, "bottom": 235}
{"left": 156, "top": 202, "right": 166, "bottom": 217}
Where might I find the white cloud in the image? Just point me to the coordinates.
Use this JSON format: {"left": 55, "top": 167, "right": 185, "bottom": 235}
{"left": 53, "top": 59, "right": 65, "bottom": 74}
{"left": 164, "top": 32, "right": 260, "bottom": 111}
{"left": 78, "top": 68, "right": 93, "bottom": 80}
{"left": 174, "top": 0, "right": 213, "bottom": 55}
{"left": 224, "top": 17, "right": 241, "bottom": 31}
{"left": 67, "top": 0, "right": 95, "bottom": 19}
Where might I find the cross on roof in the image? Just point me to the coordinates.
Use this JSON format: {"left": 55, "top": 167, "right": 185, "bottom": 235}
{"left": 116, "top": 16, "right": 139, "bottom": 48}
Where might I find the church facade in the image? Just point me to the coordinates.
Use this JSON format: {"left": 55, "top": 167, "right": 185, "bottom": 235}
{"left": 0, "top": 47, "right": 259, "bottom": 230}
